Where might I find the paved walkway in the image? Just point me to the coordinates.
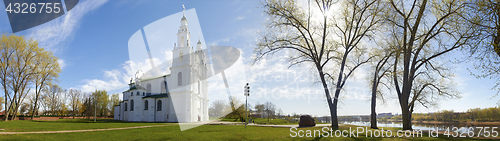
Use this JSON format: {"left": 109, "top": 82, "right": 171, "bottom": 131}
{"left": 0, "top": 125, "right": 170, "bottom": 135}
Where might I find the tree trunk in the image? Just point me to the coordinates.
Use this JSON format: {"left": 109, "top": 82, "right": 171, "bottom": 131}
{"left": 330, "top": 54, "right": 349, "bottom": 129}
{"left": 4, "top": 96, "right": 7, "bottom": 121}
{"left": 31, "top": 96, "right": 39, "bottom": 120}
{"left": 12, "top": 106, "right": 18, "bottom": 121}
{"left": 399, "top": 94, "right": 412, "bottom": 130}
{"left": 317, "top": 68, "right": 337, "bottom": 129}
{"left": 370, "top": 73, "right": 378, "bottom": 129}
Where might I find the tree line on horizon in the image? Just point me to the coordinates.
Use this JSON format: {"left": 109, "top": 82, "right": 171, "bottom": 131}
{"left": 255, "top": 0, "right": 500, "bottom": 130}
{"left": 0, "top": 34, "right": 120, "bottom": 121}
{"left": 410, "top": 107, "right": 500, "bottom": 122}
{"left": 209, "top": 97, "right": 284, "bottom": 122}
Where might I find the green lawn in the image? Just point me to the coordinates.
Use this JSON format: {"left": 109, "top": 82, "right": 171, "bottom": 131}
{"left": 251, "top": 118, "right": 291, "bottom": 125}
{"left": 222, "top": 117, "right": 295, "bottom": 125}
{"left": 0, "top": 119, "right": 169, "bottom": 132}
{"left": 0, "top": 119, "right": 493, "bottom": 140}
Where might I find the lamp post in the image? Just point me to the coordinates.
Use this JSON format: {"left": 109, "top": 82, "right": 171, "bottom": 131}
{"left": 94, "top": 97, "right": 97, "bottom": 122}
{"left": 244, "top": 83, "right": 250, "bottom": 128}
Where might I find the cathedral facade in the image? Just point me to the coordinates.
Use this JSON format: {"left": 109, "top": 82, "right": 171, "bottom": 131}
{"left": 114, "top": 13, "right": 209, "bottom": 122}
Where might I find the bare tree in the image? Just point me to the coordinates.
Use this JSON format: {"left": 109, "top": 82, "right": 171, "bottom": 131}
{"left": 209, "top": 99, "right": 228, "bottom": 118}
{"left": 257, "top": 0, "right": 382, "bottom": 129}
{"left": 276, "top": 108, "right": 283, "bottom": 119}
{"left": 30, "top": 50, "right": 60, "bottom": 119}
{"left": 42, "top": 84, "right": 64, "bottom": 115}
{"left": 0, "top": 34, "right": 60, "bottom": 120}
{"left": 368, "top": 46, "right": 394, "bottom": 129}
{"left": 68, "top": 89, "right": 83, "bottom": 119}
{"left": 264, "top": 101, "right": 276, "bottom": 121}
{"left": 4, "top": 35, "right": 40, "bottom": 120}
{"left": 109, "top": 94, "right": 120, "bottom": 116}
{"left": 0, "top": 97, "right": 3, "bottom": 112}
{"left": 386, "top": 0, "right": 478, "bottom": 130}
{"left": 460, "top": 0, "right": 500, "bottom": 101}
{"left": 327, "top": 0, "right": 383, "bottom": 128}
{"left": 255, "top": 103, "right": 265, "bottom": 118}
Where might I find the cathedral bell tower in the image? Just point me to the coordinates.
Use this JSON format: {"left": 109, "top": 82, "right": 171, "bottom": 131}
{"left": 171, "top": 5, "right": 192, "bottom": 90}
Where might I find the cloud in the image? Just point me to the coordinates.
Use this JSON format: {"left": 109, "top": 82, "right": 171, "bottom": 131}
{"left": 79, "top": 58, "right": 161, "bottom": 93}
{"left": 236, "top": 16, "right": 245, "bottom": 21}
{"left": 209, "top": 38, "right": 230, "bottom": 46}
{"left": 26, "top": 0, "right": 108, "bottom": 53}
{"left": 57, "top": 59, "right": 66, "bottom": 70}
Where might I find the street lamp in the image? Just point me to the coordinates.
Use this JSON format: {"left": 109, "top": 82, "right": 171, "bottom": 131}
{"left": 94, "top": 97, "right": 97, "bottom": 122}
{"left": 244, "top": 83, "right": 250, "bottom": 128}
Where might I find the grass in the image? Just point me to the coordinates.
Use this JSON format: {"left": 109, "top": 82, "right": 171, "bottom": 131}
{"left": 0, "top": 119, "right": 494, "bottom": 140}
{"left": 0, "top": 118, "right": 169, "bottom": 132}
{"left": 222, "top": 117, "right": 294, "bottom": 125}
{"left": 251, "top": 118, "right": 291, "bottom": 125}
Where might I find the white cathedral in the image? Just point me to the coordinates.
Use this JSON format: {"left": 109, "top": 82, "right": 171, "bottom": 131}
{"left": 114, "top": 12, "right": 209, "bottom": 122}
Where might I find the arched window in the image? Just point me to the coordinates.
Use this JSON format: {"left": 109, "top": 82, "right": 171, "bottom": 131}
{"left": 157, "top": 100, "right": 162, "bottom": 111}
{"left": 130, "top": 92, "right": 132, "bottom": 96}
{"left": 147, "top": 83, "right": 151, "bottom": 95}
{"left": 130, "top": 100, "right": 134, "bottom": 111}
{"left": 124, "top": 103, "right": 127, "bottom": 111}
{"left": 143, "top": 92, "right": 145, "bottom": 96}
{"left": 178, "top": 72, "right": 182, "bottom": 86}
{"left": 144, "top": 100, "right": 148, "bottom": 110}
{"left": 180, "top": 36, "right": 185, "bottom": 47}
{"left": 161, "top": 81, "right": 167, "bottom": 93}
{"left": 179, "top": 50, "right": 183, "bottom": 62}
{"left": 136, "top": 91, "right": 139, "bottom": 95}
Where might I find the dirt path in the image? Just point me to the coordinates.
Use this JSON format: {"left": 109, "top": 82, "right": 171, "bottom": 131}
{"left": 0, "top": 125, "right": 170, "bottom": 135}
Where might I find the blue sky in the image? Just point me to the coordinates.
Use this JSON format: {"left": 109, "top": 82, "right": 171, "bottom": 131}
{"left": 0, "top": 0, "right": 498, "bottom": 117}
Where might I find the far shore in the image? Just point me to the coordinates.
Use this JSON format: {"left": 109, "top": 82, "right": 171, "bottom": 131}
{"left": 411, "top": 120, "right": 500, "bottom": 126}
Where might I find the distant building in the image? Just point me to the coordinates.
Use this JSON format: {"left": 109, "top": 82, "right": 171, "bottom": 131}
{"left": 249, "top": 112, "right": 262, "bottom": 118}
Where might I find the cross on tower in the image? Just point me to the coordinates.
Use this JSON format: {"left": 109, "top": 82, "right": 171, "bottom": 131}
{"left": 182, "top": 4, "right": 185, "bottom": 14}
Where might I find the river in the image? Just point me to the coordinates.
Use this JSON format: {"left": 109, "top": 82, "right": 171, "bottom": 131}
{"left": 341, "top": 121, "right": 500, "bottom": 136}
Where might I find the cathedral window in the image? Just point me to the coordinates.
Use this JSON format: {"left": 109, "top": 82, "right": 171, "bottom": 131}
{"left": 130, "top": 100, "right": 134, "bottom": 111}
{"left": 157, "top": 100, "right": 162, "bottom": 111}
{"left": 144, "top": 100, "right": 148, "bottom": 110}
{"left": 161, "top": 81, "right": 167, "bottom": 93}
{"left": 147, "top": 83, "right": 151, "bottom": 94}
{"left": 179, "top": 50, "right": 183, "bottom": 62}
{"left": 178, "top": 72, "right": 182, "bottom": 86}
{"left": 180, "top": 36, "right": 185, "bottom": 47}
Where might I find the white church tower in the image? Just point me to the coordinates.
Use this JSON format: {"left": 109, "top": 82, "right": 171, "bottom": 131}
{"left": 115, "top": 5, "right": 209, "bottom": 122}
{"left": 169, "top": 8, "right": 209, "bottom": 122}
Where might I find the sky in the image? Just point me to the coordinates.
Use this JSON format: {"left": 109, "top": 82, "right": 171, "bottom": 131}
{"left": 0, "top": 0, "right": 499, "bottom": 117}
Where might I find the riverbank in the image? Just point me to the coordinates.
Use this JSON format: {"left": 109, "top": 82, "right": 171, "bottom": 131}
{"left": 412, "top": 120, "right": 500, "bottom": 126}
